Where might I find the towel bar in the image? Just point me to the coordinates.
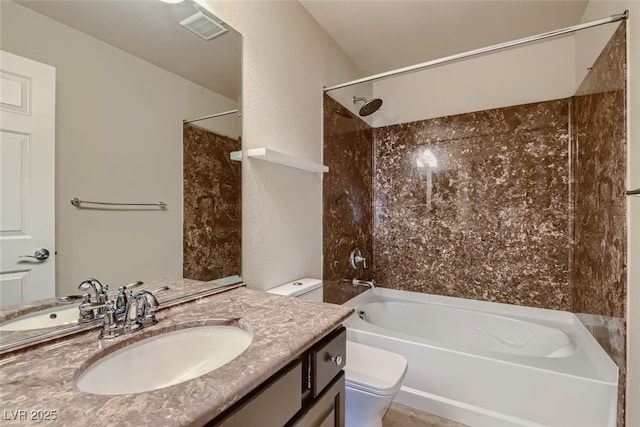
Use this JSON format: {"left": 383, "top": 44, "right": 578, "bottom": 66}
{"left": 71, "top": 198, "right": 167, "bottom": 208}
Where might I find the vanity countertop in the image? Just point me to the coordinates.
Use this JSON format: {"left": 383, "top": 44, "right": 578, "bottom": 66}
{"left": 0, "top": 284, "right": 354, "bottom": 426}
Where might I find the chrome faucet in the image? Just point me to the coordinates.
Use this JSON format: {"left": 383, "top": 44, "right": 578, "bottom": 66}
{"left": 78, "top": 278, "right": 109, "bottom": 318}
{"left": 76, "top": 277, "right": 159, "bottom": 339}
{"left": 124, "top": 290, "right": 159, "bottom": 331}
{"left": 351, "top": 278, "right": 375, "bottom": 290}
{"left": 88, "top": 290, "right": 159, "bottom": 339}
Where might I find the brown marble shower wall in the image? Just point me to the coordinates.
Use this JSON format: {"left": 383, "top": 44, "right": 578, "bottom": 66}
{"left": 572, "top": 22, "right": 627, "bottom": 425}
{"left": 183, "top": 124, "right": 241, "bottom": 281}
{"left": 572, "top": 22, "right": 627, "bottom": 321}
{"left": 322, "top": 23, "right": 626, "bottom": 311}
{"left": 322, "top": 99, "right": 574, "bottom": 310}
{"left": 323, "top": 95, "right": 374, "bottom": 304}
{"left": 372, "top": 100, "right": 571, "bottom": 309}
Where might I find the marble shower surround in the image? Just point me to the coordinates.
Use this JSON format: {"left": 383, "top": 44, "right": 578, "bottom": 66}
{"left": 373, "top": 99, "right": 571, "bottom": 310}
{"left": 323, "top": 24, "right": 626, "bottom": 314}
{"left": 571, "top": 22, "right": 626, "bottom": 426}
{"left": 572, "top": 22, "right": 627, "bottom": 319}
{"left": 183, "top": 124, "right": 241, "bottom": 282}
{"left": 323, "top": 95, "right": 374, "bottom": 304}
{"left": 322, "top": 20, "right": 627, "bottom": 427}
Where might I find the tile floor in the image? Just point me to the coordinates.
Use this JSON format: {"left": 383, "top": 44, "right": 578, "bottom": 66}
{"left": 382, "top": 403, "right": 468, "bottom": 427}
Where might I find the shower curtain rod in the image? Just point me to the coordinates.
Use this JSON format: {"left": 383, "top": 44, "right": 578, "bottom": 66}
{"left": 183, "top": 109, "right": 239, "bottom": 124}
{"left": 323, "top": 10, "right": 629, "bottom": 92}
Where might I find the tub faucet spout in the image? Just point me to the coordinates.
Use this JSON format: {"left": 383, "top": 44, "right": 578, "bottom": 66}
{"left": 352, "top": 278, "right": 375, "bottom": 290}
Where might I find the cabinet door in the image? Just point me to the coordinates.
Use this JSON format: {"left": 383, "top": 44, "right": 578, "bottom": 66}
{"left": 290, "top": 372, "right": 345, "bottom": 427}
{"left": 213, "top": 361, "right": 302, "bottom": 427}
{"left": 310, "top": 327, "right": 346, "bottom": 397}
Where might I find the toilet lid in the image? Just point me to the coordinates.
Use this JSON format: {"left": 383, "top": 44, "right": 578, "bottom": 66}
{"left": 344, "top": 341, "right": 407, "bottom": 396}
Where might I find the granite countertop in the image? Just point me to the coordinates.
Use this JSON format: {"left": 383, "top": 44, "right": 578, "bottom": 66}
{"left": 0, "top": 285, "right": 354, "bottom": 426}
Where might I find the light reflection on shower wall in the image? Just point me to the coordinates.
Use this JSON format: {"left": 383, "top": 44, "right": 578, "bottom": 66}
{"left": 372, "top": 99, "right": 571, "bottom": 310}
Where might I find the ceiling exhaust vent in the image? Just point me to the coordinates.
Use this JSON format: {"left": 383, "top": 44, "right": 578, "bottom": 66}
{"left": 180, "top": 11, "right": 227, "bottom": 41}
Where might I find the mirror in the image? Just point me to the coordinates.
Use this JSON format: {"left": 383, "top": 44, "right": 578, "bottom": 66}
{"left": 0, "top": 0, "right": 242, "bottom": 345}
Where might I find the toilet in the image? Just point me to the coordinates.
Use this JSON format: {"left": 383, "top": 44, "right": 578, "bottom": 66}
{"left": 267, "top": 279, "right": 408, "bottom": 427}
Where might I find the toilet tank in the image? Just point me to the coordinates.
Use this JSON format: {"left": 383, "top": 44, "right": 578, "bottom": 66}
{"left": 266, "top": 278, "right": 323, "bottom": 302}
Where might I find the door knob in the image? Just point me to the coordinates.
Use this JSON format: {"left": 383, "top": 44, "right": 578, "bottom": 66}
{"left": 19, "top": 248, "right": 50, "bottom": 261}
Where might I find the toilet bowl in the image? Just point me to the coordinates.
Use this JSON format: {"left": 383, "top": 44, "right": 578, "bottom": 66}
{"left": 266, "top": 279, "right": 408, "bottom": 427}
{"left": 344, "top": 340, "right": 407, "bottom": 427}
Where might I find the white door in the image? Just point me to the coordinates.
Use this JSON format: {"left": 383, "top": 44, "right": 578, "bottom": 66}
{"left": 0, "top": 50, "right": 56, "bottom": 307}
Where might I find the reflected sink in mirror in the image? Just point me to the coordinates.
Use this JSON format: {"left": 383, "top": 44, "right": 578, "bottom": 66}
{"left": 75, "top": 326, "right": 252, "bottom": 395}
{"left": 0, "top": 305, "right": 79, "bottom": 332}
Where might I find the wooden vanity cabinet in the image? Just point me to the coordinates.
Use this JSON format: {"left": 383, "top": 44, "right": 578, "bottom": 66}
{"left": 210, "top": 326, "right": 346, "bottom": 427}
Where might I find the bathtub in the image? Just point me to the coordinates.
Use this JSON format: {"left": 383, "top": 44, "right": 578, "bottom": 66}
{"left": 343, "top": 288, "right": 618, "bottom": 427}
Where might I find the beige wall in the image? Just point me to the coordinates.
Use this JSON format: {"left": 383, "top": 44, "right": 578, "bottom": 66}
{"left": 0, "top": 2, "right": 239, "bottom": 296}
{"left": 369, "top": 35, "right": 575, "bottom": 127}
{"left": 200, "top": 0, "right": 365, "bottom": 290}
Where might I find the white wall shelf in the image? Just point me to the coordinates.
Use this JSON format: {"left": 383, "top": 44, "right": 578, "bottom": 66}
{"left": 230, "top": 150, "right": 242, "bottom": 162}
{"left": 234, "top": 148, "right": 328, "bottom": 173}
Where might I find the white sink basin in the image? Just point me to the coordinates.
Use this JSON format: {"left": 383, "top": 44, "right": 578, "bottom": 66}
{"left": 0, "top": 305, "right": 79, "bottom": 331}
{"left": 75, "top": 325, "right": 252, "bottom": 395}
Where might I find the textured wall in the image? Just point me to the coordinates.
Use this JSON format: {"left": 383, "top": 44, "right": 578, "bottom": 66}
{"left": 323, "top": 95, "right": 374, "bottom": 304}
{"left": 323, "top": 98, "right": 572, "bottom": 310}
{"left": 373, "top": 99, "right": 571, "bottom": 309}
{"left": 183, "top": 124, "right": 241, "bottom": 282}
{"left": 572, "top": 22, "right": 627, "bottom": 426}
{"left": 572, "top": 23, "right": 627, "bottom": 318}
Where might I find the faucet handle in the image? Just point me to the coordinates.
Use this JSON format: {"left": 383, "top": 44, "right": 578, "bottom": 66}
{"left": 349, "top": 248, "right": 367, "bottom": 269}
{"left": 115, "top": 281, "right": 145, "bottom": 312}
{"left": 124, "top": 280, "right": 144, "bottom": 289}
{"left": 132, "top": 291, "right": 159, "bottom": 327}
{"left": 78, "top": 295, "right": 108, "bottom": 323}
{"left": 99, "top": 301, "right": 120, "bottom": 339}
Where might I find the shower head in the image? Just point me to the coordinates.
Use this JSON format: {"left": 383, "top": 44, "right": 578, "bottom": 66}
{"left": 353, "top": 96, "right": 383, "bottom": 116}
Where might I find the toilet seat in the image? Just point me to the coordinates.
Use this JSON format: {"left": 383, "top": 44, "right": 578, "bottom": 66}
{"left": 344, "top": 341, "right": 407, "bottom": 396}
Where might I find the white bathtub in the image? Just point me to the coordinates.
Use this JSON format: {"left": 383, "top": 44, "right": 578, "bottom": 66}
{"left": 343, "top": 288, "right": 618, "bottom": 427}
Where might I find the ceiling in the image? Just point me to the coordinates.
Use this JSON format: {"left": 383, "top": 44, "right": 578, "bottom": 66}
{"left": 15, "top": 0, "right": 241, "bottom": 101}
{"left": 14, "top": 1, "right": 590, "bottom": 99}
{"left": 300, "top": 0, "right": 589, "bottom": 77}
